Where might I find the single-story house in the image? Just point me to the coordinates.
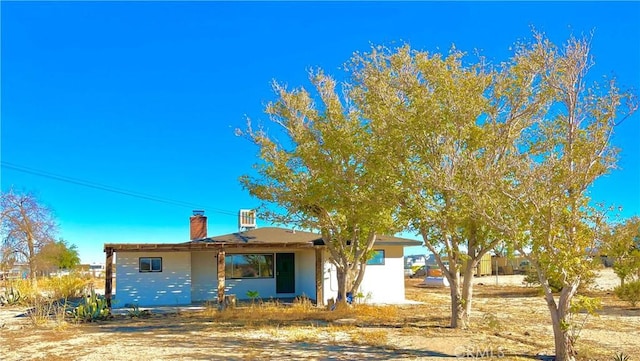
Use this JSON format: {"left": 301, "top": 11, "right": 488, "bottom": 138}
{"left": 103, "top": 211, "right": 422, "bottom": 308}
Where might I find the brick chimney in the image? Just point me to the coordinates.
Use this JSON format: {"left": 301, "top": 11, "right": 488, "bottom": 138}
{"left": 190, "top": 210, "right": 207, "bottom": 240}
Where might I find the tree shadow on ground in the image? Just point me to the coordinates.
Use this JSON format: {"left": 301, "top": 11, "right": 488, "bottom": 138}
{"left": 473, "top": 287, "right": 540, "bottom": 299}
{"left": 92, "top": 321, "right": 453, "bottom": 359}
{"left": 88, "top": 314, "right": 548, "bottom": 360}
{"left": 93, "top": 314, "right": 450, "bottom": 333}
{"left": 596, "top": 303, "right": 640, "bottom": 317}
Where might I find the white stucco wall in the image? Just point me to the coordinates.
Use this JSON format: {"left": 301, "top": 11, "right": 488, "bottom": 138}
{"left": 296, "top": 250, "right": 316, "bottom": 299}
{"left": 323, "top": 246, "right": 407, "bottom": 304}
{"left": 113, "top": 246, "right": 407, "bottom": 307}
{"left": 191, "top": 251, "right": 217, "bottom": 302}
{"left": 359, "top": 246, "right": 406, "bottom": 303}
{"left": 114, "top": 252, "right": 191, "bottom": 307}
{"left": 323, "top": 262, "right": 338, "bottom": 304}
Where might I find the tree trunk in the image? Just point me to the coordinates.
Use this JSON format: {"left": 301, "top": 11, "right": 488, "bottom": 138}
{"left": 547, "top": 298, "right": 576, "bottom": 361}
{"left": 460, "top": 259, "right": 477, "bottom": 329}
{"left": 351, "top": 261, "right": 367, "bottom": 296}
{"left": 336, "top": 267, "right": 347, "bottom": 303}
{"left": 550, "top": 314, "right": 574, "bottom": 361}
{"left": 447, "top": 272, "right": 463, "bottom": 328}
{"left": 542, "top": 279, "right": 579, "bottom": 361}
{"left": 28, "top": 258, "right": 37, "bottom": 286}
{"left": 323, "top": 231, "right": 376, "bottom": 305}
{"left": 28, "top": 236, "right": 37, "bottom": 283}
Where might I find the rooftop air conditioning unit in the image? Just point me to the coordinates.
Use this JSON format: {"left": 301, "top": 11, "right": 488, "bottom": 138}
{"left": 238, "top": 209, "right": 257, "bottom": 231}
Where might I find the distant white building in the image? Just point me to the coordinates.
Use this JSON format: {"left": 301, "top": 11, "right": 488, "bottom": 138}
{"left": 405, "top": 254, "right": 430, "bottom": 267}
{"left": 5, "top": 263, "right": 30, "bottom": 279}
{"left": 77, "top": 263, "right": 106, "bottom": 277}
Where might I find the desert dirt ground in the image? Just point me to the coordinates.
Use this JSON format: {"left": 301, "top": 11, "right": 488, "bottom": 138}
{"left": 0, "top": 268, "right": 638, "bottom": 361}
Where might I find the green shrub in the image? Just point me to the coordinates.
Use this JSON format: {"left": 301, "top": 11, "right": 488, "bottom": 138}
{"left": 71, "top": 290, "right": 110, "bottom": 322}
{"left": 127, "top": 304, "right": 150, "bottom": 318}
{"left": 614, "top": 280, "right": 640, "bottom": 307}
{"left": 246, "top": 290, "right": 260, "bottom": 305}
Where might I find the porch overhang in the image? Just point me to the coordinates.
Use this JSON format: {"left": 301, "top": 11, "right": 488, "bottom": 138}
{"left": 103, "top": 241, "right": 318, "bottom": 253}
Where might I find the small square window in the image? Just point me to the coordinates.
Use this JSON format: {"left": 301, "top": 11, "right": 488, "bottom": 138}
{"left": 139, "top": 257, "right": 162, "bottom": 272}
{"left": 367, "top": 250, "right": 385, "bottom": 265}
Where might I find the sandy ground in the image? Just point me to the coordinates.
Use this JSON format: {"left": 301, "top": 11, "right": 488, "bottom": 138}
{"left": 418, "top": 267, "right": 621, "bottom": 290}
{"left": 479, "top": 268, "right": 622, "bottom": 290}
{"left": 0, "top": 268, "right": 636, "bottom": 361}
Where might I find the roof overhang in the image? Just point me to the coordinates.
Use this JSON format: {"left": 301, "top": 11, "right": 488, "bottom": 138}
{"left": 374, "top": 240, "right": 422, "bottom": 247}
{"left": 103, "top": 227, "right": 423, "bottom": 253}
{"left": 104, "top": 242, "right": 318, "bottom": 253}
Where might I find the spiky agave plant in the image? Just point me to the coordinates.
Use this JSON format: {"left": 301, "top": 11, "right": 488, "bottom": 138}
{"left": 613, "top": 352, "right": 630, "bottom": 361}
{"left": 72, "top": 290, "right": 110, "bottom": 322}
{"left": 0, "top": 287, "right": 22, "bottom": 306}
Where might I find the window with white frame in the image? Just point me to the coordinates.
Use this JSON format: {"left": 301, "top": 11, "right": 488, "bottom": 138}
{"left": 139, "top": 257, "right": 162, "bottom": 272}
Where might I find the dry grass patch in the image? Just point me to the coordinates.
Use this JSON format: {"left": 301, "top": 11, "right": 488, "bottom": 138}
{"left": 344, "top": 304, "right": 399, "bottom": 322}
{"left": 265, "top": 324, "right": 323, "bottom": 343}
{"left": 206, "top": 301, "right": 400, "bottom": 327}
{"left": 350, "top": 328, "right": 390, "bottom": 348}
{"left": 1, "top": 275, "right": 94, "bottom": 304}
{"left": 210, "top": 302, "right": 320, "bottom": 324}
{"left": 25, "top": 298, "right": 69, "bottom": 329}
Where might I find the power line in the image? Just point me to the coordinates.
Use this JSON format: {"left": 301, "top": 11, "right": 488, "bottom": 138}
{"left": 1, "top": 161, "right": 240, "bottom": 217}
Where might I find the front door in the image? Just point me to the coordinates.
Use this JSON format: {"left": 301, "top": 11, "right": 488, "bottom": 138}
{"left": 276, "top": 253, "right": 295, "bottom": 293}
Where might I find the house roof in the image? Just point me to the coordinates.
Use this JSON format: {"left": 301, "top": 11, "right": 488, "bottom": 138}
{"left": 203, "top": 227, "right": 423, "bottom": 247}
{"left": 104, "top": 227, "right": 422, "bottom": 252}
{"left": 201, "top": 227, "right": 324, "bottom": 245}
{"left": 372, "top": 234, "right": 423, "bottom": 247}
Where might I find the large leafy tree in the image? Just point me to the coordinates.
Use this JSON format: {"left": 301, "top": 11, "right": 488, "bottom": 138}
{"left": 1, "top": 189, "right": 58, "bottom": 282}
{"left": 349, "top": 44, "right": 548, "bottom": 328}
{"left": 240, "top": 72, "right": 401, "bottom": 302}
{"left": 35, "top": 239, "right": 81, "bottom": 274}
{"left": 503, "top": 34, "right": 637, "bottom": 361}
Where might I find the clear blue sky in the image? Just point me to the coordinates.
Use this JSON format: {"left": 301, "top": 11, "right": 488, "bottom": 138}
{"left": 2, "top": 2, "right": 639, "bottom": 264}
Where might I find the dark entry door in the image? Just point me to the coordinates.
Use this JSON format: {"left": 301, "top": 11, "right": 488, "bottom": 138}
{"left": 276, "top": 253, "right": 295, "bottom": 293}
